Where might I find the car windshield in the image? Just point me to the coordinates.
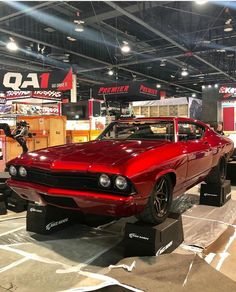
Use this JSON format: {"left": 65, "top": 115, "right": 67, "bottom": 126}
{"left": 98, "top": 120, "right": 174, "bottom": 141}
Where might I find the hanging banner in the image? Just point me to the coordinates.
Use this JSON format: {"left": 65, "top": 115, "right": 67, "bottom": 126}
{"left": 93, "top": 82, "right": 160, "bottom": 102}
{"left": 219, "top": 85, "right": 236, "bottom": 99}
{"left": 5, "top": 91, "right": 62, "bottom": 100}
{"left": 0, "top": 68, "right": 72, "bottom": 91}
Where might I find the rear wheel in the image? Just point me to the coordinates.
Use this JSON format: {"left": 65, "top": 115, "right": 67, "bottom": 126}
{"left": 205, "top": 157, "right": 227, "bottom": 185}
{"left": 136, "top": 175, "right": 173, "bottom": 224}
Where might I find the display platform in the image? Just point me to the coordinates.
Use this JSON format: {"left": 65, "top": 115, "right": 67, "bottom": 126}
{"left": 0, "top": 185, "right": 236, "bottom": 291}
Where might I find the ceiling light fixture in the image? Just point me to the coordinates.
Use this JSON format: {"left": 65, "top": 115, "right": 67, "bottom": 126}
{"left": 208, "top": 85, "right": 212, "bottom": 88}
{"left": 107, "top": 69, "right": 114, "bottom": 76}
{"left": 170, "top": 74, "right": 175, "bottom": 78}
{"left": 214, "top": 84, "right": 218, "bottom": 88}
{"left": 181, "top": 68, "right": 189, "bottom": 77}
{"left": 202, "top": 85, "right": 206, "bottom": 89}
{"left": 224, "top": 19, "right": 233, "bottom": 32}
{"left": 121, "top": 41, "right": 131, "bottom": 53}
{"left": 160, "top": 59, "right": 166, "bottom": 67}
{"left": 67, "top": 36, "right": 76, "bottom": 42}
{"left": 74, "top": 20, "right": 85, "bottom": 32}
{"left": 195, "top": 0, "right": 208, "bottom": 4}
{"left": 6, "top": 38, "right": 18, "bottom": 51}
{"left": 156, "top": 84, "right": 161, "bottom": 88}
{"left": 192, "top": 93, "right": 196, "bottom": 97}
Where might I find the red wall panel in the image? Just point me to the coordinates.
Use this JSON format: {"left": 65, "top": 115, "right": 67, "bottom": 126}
{"left": 223, "top": 107, "right": 234, "bottom": 131}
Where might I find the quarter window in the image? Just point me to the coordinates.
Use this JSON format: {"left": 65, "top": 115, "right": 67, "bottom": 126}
{"left": 178, "top": 122, "right": 205, "bottom": 141}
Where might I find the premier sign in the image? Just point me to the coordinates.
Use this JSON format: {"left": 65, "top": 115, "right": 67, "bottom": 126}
{"left": 139, "top": 84, "right": 158, "bottom": 95}
{"left": 98, "top": 85, "right": 130, "bottom": 95}
{"left": 93, "top": 82, "right": 160, "bottom": 101}
{"left": 0, "top": 69, "right": 72, "bottom": 91}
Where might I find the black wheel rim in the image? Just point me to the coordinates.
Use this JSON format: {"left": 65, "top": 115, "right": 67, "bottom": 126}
{"left": 220, "top": 159, "right": 226, "bottom": 180}
{"left": 153, "top": 177, "right": 170, "bottom": 218}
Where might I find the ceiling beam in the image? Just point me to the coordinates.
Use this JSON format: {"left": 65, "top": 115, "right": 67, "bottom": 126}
{"left": 0, "top": 2, "right": 54, "bottom": 23}
{"left": 0, "top": 27, "right": 200, "bottom": 93}
{"left": 81, "top": 2, "right": 164, "bottom": 24}
{"left": 105, "top": 1, "right": 236, "bottom": 82}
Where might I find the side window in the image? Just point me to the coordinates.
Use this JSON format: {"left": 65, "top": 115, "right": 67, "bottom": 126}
{"left": 178, "top": 122, "right": 205, "bottom": 141}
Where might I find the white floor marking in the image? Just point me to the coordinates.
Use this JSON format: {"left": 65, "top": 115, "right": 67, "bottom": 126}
{"left": 0, "top": 257, "right": 29, "bottom": 273}
{"left": 0, "top": 226, "right": 25, "bottom": 237}
{"left": 215, "top": 228, "right": 236, "bottom": 271}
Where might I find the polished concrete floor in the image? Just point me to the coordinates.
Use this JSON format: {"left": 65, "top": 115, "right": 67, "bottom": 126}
{"left": 0, "top": 182, "right": 236, "bottom": 291}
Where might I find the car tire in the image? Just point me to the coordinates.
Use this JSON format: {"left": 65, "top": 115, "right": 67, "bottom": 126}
{"left": 136, "top": 175, "right": 173, "bottom": 224}
{"left": 205, "top": 156, "right": 227, "bottom": 185}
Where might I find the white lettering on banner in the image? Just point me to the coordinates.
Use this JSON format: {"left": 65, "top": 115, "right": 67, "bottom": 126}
{"left": 219, "top": 86, "right": 236, "bottom": 94}
{"left": 21, "top": 73, "right": 39, "bottom": 89}
{"left": 34, "top": 91, "right": 62, "bottom": 98}
{"left": 3, "top": 73, "right": 40, "bottom": 90}
{"left": 45, "top": 218, "right": 69, "bottom": 231}
{"left": 128, "top": 233, "right": 149, "bottom": 240}
{"left": 156, "top": 241, "right": 173, "bottom": 256}
{"left": 3, "top": 73, "right": 22, "bottom": 90}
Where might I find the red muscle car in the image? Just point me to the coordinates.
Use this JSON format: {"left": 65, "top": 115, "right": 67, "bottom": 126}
{"left": 7, "top": 117, "right": 234, "bottom": 224}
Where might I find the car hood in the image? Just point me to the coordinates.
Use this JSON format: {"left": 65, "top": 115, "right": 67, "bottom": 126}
{"left": 11, "top": 139, "right": 170, "bottom": 172}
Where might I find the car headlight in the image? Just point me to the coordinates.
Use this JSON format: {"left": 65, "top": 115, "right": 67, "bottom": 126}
{"left": 115, "top": 176, "right": 128, "bottom": 190}
{"left": 99, "top": 174, "right": 111, "bottom": 188}
{"left": 19, "top": 166, "right": 27, "bottom": 177}
{"left": 9, "top": 165, "right": 17, "bottom": 176}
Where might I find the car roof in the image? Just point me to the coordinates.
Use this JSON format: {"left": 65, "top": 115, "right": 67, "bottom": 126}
{"left": 117, "top": 116, "right": 208, "bottom": 127}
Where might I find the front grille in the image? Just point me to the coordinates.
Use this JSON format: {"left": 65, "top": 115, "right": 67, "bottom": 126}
{"left": 40, "top": 194, "right": 78, "bottom": 209}
{"left": 14, "top": 168, "right": 133, "bottom": 195}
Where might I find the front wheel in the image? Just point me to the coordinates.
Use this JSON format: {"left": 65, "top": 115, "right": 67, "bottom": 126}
{"left": 136, "top": 175, "right": 173, "bottom": 224}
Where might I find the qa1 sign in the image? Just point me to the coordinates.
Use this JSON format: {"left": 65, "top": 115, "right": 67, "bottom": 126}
{"left": 0, "top": 69, "right": 72, "bottom": 91}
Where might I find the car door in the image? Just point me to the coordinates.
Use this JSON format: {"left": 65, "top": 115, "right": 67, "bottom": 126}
{"left": 177, "top": 121, "right": 213, "bottom": 183}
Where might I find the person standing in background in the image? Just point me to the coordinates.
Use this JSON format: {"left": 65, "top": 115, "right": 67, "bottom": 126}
{"left": 215, "top": 122, "right": 225, "bottom": 135}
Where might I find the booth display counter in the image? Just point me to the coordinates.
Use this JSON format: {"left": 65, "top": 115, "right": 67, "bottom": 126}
{"left": 0, "top": 115, "right": 66, "bottom": 170}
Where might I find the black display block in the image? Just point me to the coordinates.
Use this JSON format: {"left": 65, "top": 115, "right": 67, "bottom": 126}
{"left": 0, "top": 201, "right": 7, "bottom": 215}
{"left": 124, "top": 213, "right": 184, "bottom": 257}
{"left": 200, "top": 180, "right": 231, "bottom": 207}
{"left": 26, "top": 203, "right": 81, "bottom": 235}
{"left": 7, "top": 192, "right": 28, "bottom": 213}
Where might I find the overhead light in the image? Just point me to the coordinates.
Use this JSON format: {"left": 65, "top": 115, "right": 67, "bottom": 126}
{"left": 107, "top": 69, "right": 114, "bottom": 76}
{"left": 192, "top": 93, "right": 196, "bottom": 97}
{"left": 156, "top": 84, "right": 161, "bottom": 88}
{"left": 160, "top": 59, "right": 166, "bottom": 67}
{"left": 6, "top": 38, "right": 18, "bottom": 51}
{"left": 181, "top": 68, "right": 189, "bottom": 76}
{"left": 216, "top": 49, "right": 226, "bottom": 53}
{"left": 194, "top": 83, "right": 198, "bottom": 85}
{"left": 67, "top": 36, "right": 76, "bottom": 42}
{"left": 202, "top": 85, "right": 206, "bottom": 89}
{"left": 214, "top": 84, "right": 218, "bottom": 88}
{"left": 44, "top": 27, "right": 56, "bottom": 33}
{"left": 195, "top": 0, "right": 208, "bottom": 4}
{"left": 208, "top": 85, "right": 212, "bottom": 88}
{"left": 63, "top": 59, "right": 70, "bottom": 63}
{"left": 224, "top": 19, "right": 233, "bottom": 32}
{"left": 121, "top": 41, "right": 131, "bottom": 53}
{"left": 170, "top": 74, "right": 175, "bottom": 78}
{"left": 74, "top": 20, "right": 85, "bottom": 32}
